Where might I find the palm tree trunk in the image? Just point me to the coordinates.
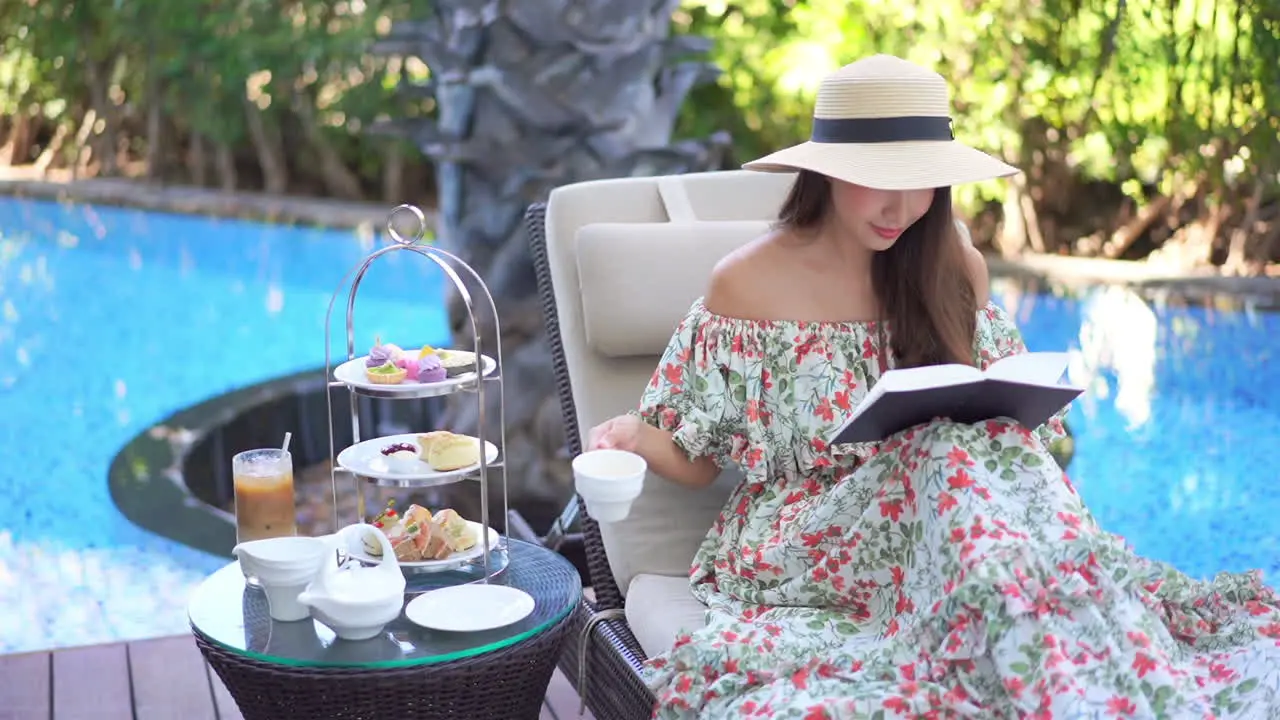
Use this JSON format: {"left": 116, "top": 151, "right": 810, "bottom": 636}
{"left": 370, "top": 0, "right": 729, "bottom": 529}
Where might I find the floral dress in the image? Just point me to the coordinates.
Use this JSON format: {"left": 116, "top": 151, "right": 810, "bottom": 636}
{"left": 636, "top": 298, "right": 1280, "bottom": 719}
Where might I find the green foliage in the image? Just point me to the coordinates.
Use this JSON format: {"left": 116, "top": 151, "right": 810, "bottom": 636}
{"left": 673, "top": 0, "right": 1280, "bottom": 216}
{"left": 0, "top": 0, "right": 1275, "bottom": 226}
{"left": 0, "top": 0, "right": 421, "bottom": 183}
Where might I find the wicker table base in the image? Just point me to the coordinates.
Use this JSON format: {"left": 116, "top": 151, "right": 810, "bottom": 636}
{"left": 196, "top": 618, "right": 570, "bottom": 720}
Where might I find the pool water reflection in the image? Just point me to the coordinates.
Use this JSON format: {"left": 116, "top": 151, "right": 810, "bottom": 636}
{"left": 995, "top": 279, "right": 1280, "bottom": 581}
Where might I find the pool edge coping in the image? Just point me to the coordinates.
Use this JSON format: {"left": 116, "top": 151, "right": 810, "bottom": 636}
{"left": 0, "top": 177, "right": 437, "bottom": 232}
{"left": 107, "top": 368, "right": 330, "bottom": 559}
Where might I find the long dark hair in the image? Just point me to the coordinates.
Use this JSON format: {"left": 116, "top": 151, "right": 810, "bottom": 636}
{"left": 776, "top": 169, "right": 977, "bottom": 368}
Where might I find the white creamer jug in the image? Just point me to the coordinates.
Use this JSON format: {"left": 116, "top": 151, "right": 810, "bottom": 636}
{"left": 296, "top": 524, "right": 405, "bottom": 640}
{"left": 232, "top": 536, "right": 330, "bottom": 622}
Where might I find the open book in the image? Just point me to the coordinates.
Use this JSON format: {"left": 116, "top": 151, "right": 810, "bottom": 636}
{"left": 828, "top": 352, "right": 1084, "bottom": 445}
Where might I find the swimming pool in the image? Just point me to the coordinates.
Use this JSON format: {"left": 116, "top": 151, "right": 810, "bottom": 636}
{"left": 997, "top": 280, "right": 1280, "bottom": 580}
{"left": 0, "top": 197, "right": 1276, "bottom": 655}
{"left": 0, "top": 198, "right": 451, "bottom": 654}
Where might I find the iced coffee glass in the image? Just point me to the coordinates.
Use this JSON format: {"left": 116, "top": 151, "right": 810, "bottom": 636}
{"left": 232, "top": 448, "right": 298, "bottom": 543}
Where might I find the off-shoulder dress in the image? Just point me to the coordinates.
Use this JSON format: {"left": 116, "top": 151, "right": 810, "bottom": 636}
{"left": 636, "top": 299, "right": 1280, "bottom": 719}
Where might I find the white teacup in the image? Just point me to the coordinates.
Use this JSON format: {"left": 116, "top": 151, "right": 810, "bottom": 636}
{"left": 573, "top": 449, "right": 646, "bottom": 522}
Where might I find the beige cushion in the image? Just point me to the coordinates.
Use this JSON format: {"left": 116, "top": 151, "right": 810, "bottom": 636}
{"left": 578, "top": 221, "right": 771, "bottom": 358}
{"left": 544, "top": 170, "right": 795, "bottom": 594}
{"left": 625, "top": 574, "right": 708, "bottom": 657}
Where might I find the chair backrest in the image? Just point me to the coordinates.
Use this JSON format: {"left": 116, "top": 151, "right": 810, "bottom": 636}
{"left": 534, "top": 170, "right": 796, "bottom": 602}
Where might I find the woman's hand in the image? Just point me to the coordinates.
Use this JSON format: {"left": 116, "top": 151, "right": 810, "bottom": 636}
{"left": 587, "top": 414, "right": 647, "bottom": 453}
{"left": 585, "top": 414, "right": 721, "bottom": 489}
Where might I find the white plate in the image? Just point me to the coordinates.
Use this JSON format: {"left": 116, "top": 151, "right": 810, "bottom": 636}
{"left": 346, "top": 521, "right": 501, "bottom": 570}
{"left": 405, "top": 584, "right": 535, "bottom": 633}
{"left": 333, "top": 352, "right": 496, "bottom": 394}
{"left": 336, "top": 433, "right": 499, "bottom": 482}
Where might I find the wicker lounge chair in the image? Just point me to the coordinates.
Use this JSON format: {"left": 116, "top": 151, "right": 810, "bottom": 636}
{"left": 526, "top": 170, "right": 795, "bottom": 719}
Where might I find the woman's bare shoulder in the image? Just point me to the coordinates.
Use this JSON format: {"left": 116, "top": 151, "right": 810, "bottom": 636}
{"left": 704, "top": 230, "right": 795, "bottom": 319}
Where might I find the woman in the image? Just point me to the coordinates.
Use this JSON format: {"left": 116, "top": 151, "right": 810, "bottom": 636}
{"left": 588, "top": 55, "right": 1280, "bottom": 718}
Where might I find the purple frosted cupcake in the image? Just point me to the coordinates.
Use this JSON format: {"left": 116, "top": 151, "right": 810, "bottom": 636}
{"left": 418, "top": 354, "right": 448, "bottom": 383}
{"left": 366, "top": 345, "right": 393, "bottom": 368}
{"left": 367, "top": 336, "right": 395, "bottom": 368}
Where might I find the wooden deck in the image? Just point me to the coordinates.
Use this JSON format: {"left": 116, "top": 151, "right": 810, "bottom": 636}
{"left": 0, "top": 635, "right": 591, "bottom": 720}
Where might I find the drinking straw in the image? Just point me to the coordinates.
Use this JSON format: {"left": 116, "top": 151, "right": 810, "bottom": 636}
{"left": 281, "top": 432, "right": 292, "bottom": 453}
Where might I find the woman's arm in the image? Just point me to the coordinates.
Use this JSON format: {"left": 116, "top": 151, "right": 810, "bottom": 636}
{"left": 638, "top": 423, "right": 722, "bottom": 489}
{"left": 609, "top": 258, "right": 749, "bottom": 490}
{"left": 589, "top": 414, "right": 723, "bottom": 489}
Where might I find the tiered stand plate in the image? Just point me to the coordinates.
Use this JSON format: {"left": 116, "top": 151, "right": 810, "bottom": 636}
{"left": 332, "top": 354, "right": 497, "bottom": 398}
{"left": 335, "top": 431, "right": 500, "bottom": 485}
{"left": 322, "top": 204, "right": 511, "bottom": 594}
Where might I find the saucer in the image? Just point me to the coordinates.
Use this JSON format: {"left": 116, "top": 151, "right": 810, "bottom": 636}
{"left": 404, "top": 584, "right": 535, "bottom": 632}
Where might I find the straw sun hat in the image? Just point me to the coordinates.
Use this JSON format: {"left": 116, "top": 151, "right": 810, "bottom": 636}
{"left": 743, "top": 54, "right": 1019, "bottom": 190}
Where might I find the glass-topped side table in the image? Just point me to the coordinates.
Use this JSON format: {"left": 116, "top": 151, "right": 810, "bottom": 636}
{"left": 190, "top": 539, "right": 581, "bottom": 720}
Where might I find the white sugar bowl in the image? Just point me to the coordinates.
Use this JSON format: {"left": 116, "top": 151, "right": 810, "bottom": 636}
{"left": 296, "top": 524, "right": 405, "bottom": 640}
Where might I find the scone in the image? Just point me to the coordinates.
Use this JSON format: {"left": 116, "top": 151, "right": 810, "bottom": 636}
{"left": 427, "top": 434, "right": 482, "bottom": 471}
{"left": 415, "top": 431, "right": 455, "bottom": 461}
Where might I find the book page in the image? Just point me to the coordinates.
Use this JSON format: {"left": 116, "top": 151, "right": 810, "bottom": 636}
{"left": 877, "top": 363, "right": 982, "bottom": 392}
{"left": 983, "top": 351, "right": 1072, "bottom": 387}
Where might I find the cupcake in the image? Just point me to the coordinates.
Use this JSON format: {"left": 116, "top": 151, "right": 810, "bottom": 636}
{"left": 369, "top": 335, "right": 406, "bottom": 364}
{"left": 366, "top": 361, "right": 407, "bottom": 384}
{"left": 417, "top": 353, "right": 448, "bottom": 383}
{"left": 367, "top": 336, "right": 394, "bottom": 368}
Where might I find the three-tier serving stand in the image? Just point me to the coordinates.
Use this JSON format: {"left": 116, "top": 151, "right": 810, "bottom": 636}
{"left": 322, "top": 204, "right": 509, "bottom": 591}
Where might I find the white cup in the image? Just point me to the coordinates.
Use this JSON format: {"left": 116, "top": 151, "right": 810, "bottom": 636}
{"left": 573, "top": 449, "right": 646, "bottom": 522}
